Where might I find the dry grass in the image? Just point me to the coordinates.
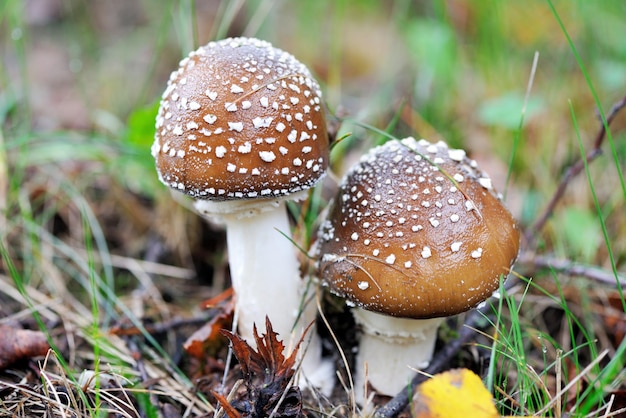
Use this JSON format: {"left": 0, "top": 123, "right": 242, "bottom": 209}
{"left": 1, "top": 1, "right": 625, "bottom": 417}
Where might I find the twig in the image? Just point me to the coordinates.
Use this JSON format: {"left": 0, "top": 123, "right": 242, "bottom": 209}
{"left": 110, "top": 315, "right": 212, "bottom": 336}
{"left": 526, "top": 94, "right": 626, "bottom": 248}
{"left": 374, "top": 278, "right": 521, "bottom": 417}
{"left": 74, "top": 248, "right": 195, "bottom": 280}
{"left": 517, "top": 252, "right": 626, "bottom": 287}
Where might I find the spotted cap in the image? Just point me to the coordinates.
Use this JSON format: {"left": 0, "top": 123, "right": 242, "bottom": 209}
{"left": 152, "top": 37, "right": 329, "bottom": 200}
{"left": 317, "top": 137, "right": 520, "bottom": 319}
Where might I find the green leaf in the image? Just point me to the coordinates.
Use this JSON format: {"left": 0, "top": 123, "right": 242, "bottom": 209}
{"left": 403, "top": 19, "right": 457, "bottom": 87}
{"left": 116, "top": 101, "right": 163, "bottom": 196}
{"left": 594, "top": 59, "right": 626, "bottom": 91}
{"left": 477, "top": 92, "right": 544, "bottom": 129}
{"left": 559, "top": 207, "right": 602, "bottom": 263}
{"left": 125, "top": 101, "right": 160, "bottom": 149}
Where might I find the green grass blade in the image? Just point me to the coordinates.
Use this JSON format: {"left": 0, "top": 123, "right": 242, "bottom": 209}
{"left": 546, "top": 0, "right": 626, "bottom": 202}
{"left": 504, "top": 51, "right": 539, "bottom": 200}
{"left": 568, "top": 101, "right": 626, "bottom": 415}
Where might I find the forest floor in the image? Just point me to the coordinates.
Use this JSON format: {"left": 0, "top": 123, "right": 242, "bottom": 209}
{"left": 1, "top": 1, "right": 625, "bottom": 417}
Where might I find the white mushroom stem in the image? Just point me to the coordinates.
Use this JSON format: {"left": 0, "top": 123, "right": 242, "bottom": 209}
{"left": 194, "top": 196, "right": 333, "bottom": 394}
{"left": 352, "top": 308, "right": 444, "bottom": 400}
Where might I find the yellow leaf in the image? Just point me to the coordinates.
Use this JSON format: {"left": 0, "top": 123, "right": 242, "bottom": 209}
{"left": 412, "top": 368, "right": 498, "bottom": 418}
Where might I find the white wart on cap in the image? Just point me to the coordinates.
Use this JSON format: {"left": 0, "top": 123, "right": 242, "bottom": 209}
{"left": 152, "top": 37, "right": 329, "bottom": 200}
{"left": 318, "top": 137, "right": 520, "bottom": 318}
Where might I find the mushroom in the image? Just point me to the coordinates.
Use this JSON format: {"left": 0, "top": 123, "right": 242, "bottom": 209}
{"left": 152, "top": 37, "right": 332, "bottom": 389}
{"left": 317, "top": 137, "right": 520, "bottom": 397}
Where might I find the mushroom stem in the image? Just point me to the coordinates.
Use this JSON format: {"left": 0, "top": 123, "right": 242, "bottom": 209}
{"left": 352, "top": 308, "right": 444, "bottom": 399}
{"left": 225, "top": 203, "right": 309, "bottom": 342}
{"left": 194, "top": 198, "right": 333, "bottom": 393}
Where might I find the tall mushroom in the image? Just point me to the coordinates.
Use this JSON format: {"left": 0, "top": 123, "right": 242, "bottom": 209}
{"left": 317, "top": 137, "right": 520, "bottom": 397}
{"left": 152, "top": 37, "right": 332, "bottom": 389}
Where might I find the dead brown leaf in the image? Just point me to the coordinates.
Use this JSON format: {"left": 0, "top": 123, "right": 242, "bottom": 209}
{"left": 217, "top": 317, "right": 311, "bottom": 418}
{"left": 601, "top": 292, "right": 626, "bottom": 346}
{"left": 212, "top": 390, "right": 243, "bottom": 418}
{"left": 0, "top": 324, "right": 50, "bottom": 370}
{"left": 183, "top": 288, "right": 234, "bottom": 359}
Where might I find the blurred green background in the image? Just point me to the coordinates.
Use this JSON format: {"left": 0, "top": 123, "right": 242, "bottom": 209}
{"left": 2, "top": 0, "right": 625, "bottom": 291}
{"left": 2, "top": 0, "right": 626, "bottom": 308}
{"left": 1, "top": 2, "right": 625, "bottom": 415}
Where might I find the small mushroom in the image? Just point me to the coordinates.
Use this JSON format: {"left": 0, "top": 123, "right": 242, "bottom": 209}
{"left": 152, "top": 37, "right": 332, "bottom": 390}
{"left": 317, "top": 137, "right": 520, "bottom": 397}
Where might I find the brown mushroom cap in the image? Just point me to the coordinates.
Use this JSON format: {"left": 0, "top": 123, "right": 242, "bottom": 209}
{"left": 317, "top": 138, "right": 520, "bottom": 319}
{"left": 152, "top": 37, "right": 329, "bottom": 200}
